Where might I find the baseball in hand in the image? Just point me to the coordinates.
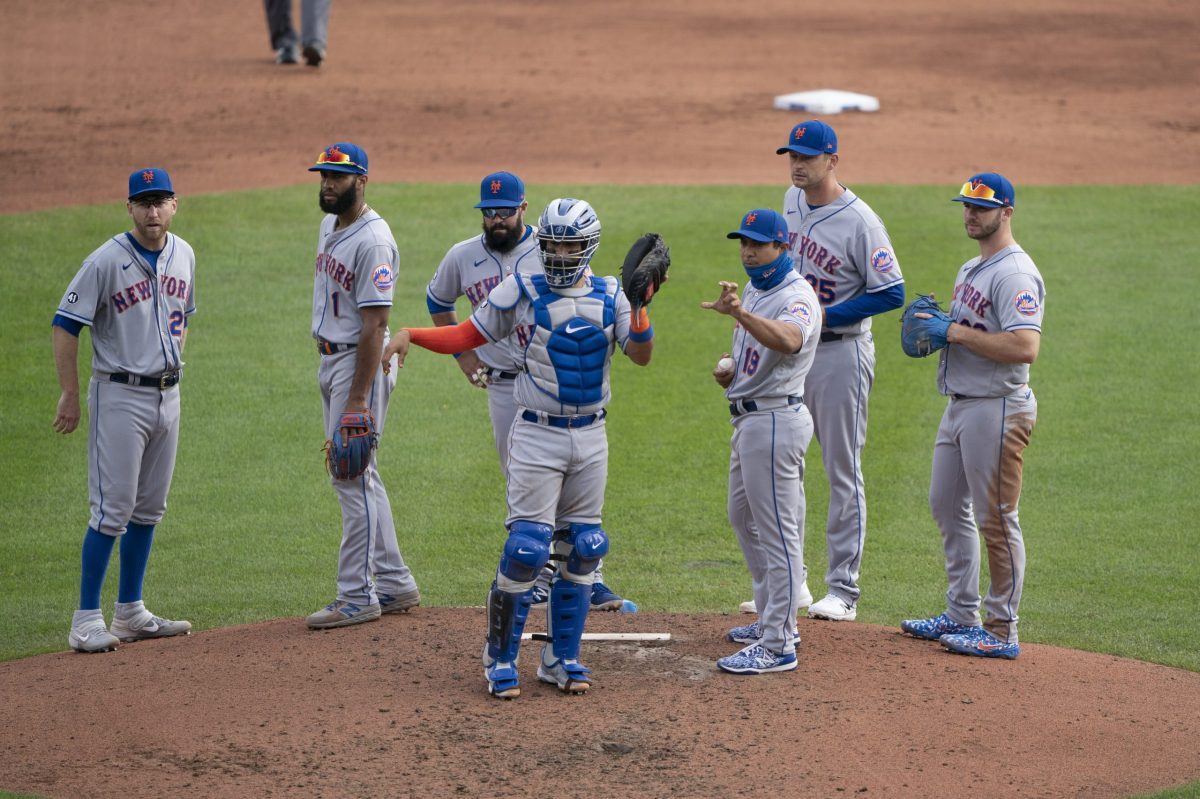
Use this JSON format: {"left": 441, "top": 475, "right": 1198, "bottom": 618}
{"left": 717, "top": 357, "right": 735, "bottom": 372}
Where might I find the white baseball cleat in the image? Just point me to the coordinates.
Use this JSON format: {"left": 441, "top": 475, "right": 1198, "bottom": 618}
{"left": 738, "top": 581, "right": 813, "bottom": 614}
{"left": 111, "top": 601, "right": 192, "bottom": 641}
{"left": 807, "top": 594, "right": 857, "bottom": 622}
{"left": 68, "top": 611, "right": 119, "bottom": 653}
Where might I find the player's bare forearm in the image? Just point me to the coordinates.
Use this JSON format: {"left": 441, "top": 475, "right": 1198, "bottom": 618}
{"left": 625, "top": 339, "right": 653, "bottom": 365}
{"left": 731, "top": 307, "right": 804, "bottom": 354}
{"left": 52, "top": 326, "right": 82, "bottom": 434}
{"left": 347, "top": 307, "right": 389, "bottom": 409}
{"left": 947, "top": 325, "right": 1040, "bottom": 364}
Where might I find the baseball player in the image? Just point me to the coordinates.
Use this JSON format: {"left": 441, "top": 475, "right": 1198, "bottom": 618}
{"left": 264, "top": 0, "right": 331, "bottom": 65}
{"left": 305, "top": 142, "right": 420, "bottom": 629}
{"left": 387, "top": 198, "right": 655, "bottom": 698}
{"left": 900, "top": 172, "right": 1044, "bottom": 659}
{"left": 400, "top": 171, "right": 631, "bottom": 613}
{"left": 704, "top": 209, "right": 820, "bottom": 675}
{"left": 738, "top": 120, "right": 905, "bottom": 621}
{"left": 54, "top": 167, "right": 195, "bottom": 653}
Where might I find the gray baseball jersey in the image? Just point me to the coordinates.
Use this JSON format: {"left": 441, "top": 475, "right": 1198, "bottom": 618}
{"left": 725, "top": 270, "right": 820, "bottom": 656}
{"left": 56, "top": 232, "right": 196, "bottom": 535}
{"left": 426, "top": 225, "right": 542, "bottom": 472}
{"left": 930, "top": 244, "right": 1045, "bottom": 644}
{"left": 311, "top": 208, "right": 417, "bottom": 605}
{"left": 470, "top": 272, "right": 634, "bottom": 526}
{"left": 783, "top": 184, "right": 903, "bottom": 606}
{"left": 312, "top": 208, "right": 397, "bottom": 345}
{"left": 937, "top": 245, "right": 1045, "bottom": 397}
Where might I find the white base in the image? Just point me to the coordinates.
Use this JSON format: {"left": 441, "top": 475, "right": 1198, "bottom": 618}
{"left": 773, "top": 89, "right": 880, "bottom": 115}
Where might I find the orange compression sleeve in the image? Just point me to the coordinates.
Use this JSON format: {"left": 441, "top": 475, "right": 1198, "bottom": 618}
{"left": 406, "top": 320, "right": 488, "bottom": 354}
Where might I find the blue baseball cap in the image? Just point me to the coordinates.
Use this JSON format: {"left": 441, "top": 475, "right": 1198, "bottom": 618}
{"left": 474, "top": 171, "right": 525, "bottom": 208}
{"left": 776, "top": 120, "right": 838, "bottom": 156}
{"left": 952, "top": 172, "right": 1016, "bottom": 208}
{"left": 308, "top": 142, "right": 369, "bottom": 175}
{"left": 128, "top": 168, "right": 174, "bottom": 200}
{"left": 727, "top": 208, "right": 789, "bottom": 244}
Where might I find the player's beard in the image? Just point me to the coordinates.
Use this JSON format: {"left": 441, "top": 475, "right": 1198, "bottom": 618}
{"left": 966, "top": 213, "right": 1003, "bottom": 240}
{"left": 320, "top": 184, "right": 359, "bottom": 216}
{"left": 483, "top": 220, "right": 522, "bottom": 253}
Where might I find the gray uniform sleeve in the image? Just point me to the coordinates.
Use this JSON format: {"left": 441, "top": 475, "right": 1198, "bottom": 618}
{"left": 354, "top": 242, "right": 397, "bottom": 308}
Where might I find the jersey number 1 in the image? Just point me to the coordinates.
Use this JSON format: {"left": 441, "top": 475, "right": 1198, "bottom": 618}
{"left": 331, "top": 291, "right": 341, "bottom": 317}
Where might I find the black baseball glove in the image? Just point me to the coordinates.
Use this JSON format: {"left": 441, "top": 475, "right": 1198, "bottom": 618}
{"left": 900, "top": 294, "right": 953, "bottom": 358}
{"left": 324, "top": 410, "right": 378, "bottom": 480}
{"left": 621, "top": 233, "right": 671, "bottom": 310}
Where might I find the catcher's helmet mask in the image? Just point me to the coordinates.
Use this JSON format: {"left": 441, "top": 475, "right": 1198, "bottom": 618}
{"left": 537, "top": 198, "right": 601, "bottom": 288}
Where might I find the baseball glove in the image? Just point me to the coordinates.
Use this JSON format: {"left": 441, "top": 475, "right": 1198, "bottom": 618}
{"left": 621, "top": 233, "right": 671, "bottom": 310}
{"left": 324, "top": 410, "right": 378, "bottom": 480}
{"left": 900, "top": 294, "right": 953, "bottom": 358}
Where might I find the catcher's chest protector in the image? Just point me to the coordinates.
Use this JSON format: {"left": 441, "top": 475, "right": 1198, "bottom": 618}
{"left": 525, "top": 274, "right": 616, "bottom": 406}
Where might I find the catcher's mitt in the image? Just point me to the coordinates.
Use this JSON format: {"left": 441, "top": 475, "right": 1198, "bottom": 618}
{"left": 900, "top": 294, "right": 953, "bottom": 358}
{"left": 621, "top": 233, "right": 671, "bottom": 310}
{"left": 324, "top": 410, "right": 378, "bottom": 480}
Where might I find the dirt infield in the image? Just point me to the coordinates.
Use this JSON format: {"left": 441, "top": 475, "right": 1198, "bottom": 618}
{"left": 4, "top": 1, "right": 1200, "bottom": 797}
{"left": 3, "top": 610, "right": 1200, "bottom": 799}
{"left": 3, "top": 0, "right": 1198, "bottom": 216}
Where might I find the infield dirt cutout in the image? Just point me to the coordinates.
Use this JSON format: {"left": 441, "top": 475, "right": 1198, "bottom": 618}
{"left": 4, "top": 1, "right": 1200, "bottom": 797}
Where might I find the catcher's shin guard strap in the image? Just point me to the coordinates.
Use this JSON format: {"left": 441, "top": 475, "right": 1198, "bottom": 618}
{"left": 547, "top": 577, "right": 591, "bottom": 661}
{"left": 487, "top": 583, "right": 532, "bottom": 664}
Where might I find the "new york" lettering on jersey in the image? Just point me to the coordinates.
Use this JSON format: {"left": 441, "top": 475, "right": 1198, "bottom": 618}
{"left": 110, "top": 275, "right": 189, "bottom": 314}
{"left": 464, "top": 275, "right": 503, "bottom": 307}
{"left": 952, "top": 281, "right": 993, "bottom": 318}
{"left": 315, "top": 252, "right": 354, "bottom": 291}
{"left": 789, "top": 232, "right": 844, "bottom": 276}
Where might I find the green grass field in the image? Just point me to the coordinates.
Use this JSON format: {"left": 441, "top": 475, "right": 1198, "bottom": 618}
{"left": 1, "top": 182, "right": 1197, "bottom": 677}
{"left": 1, "top": 184, "right": 1199, "bottom": 798}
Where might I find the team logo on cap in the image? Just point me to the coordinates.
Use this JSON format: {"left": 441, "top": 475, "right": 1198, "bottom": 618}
{"left": 490, "top": 179, "right": 502, "bottom": 194}
{"left": 372, "top": 264, "right": 394, "bottom": 292}
{"left": 794, "top": 127, "right": 806, "bottom": 140}
{"left": 871, "top": 247, "right": 895, "bottom": 273}
{"left": 1014, "top": 289, "right": 1039, "bottom": 316}
{"left": 142, "top": 170, "right": 156, "bottom": 184}
{"left": 745, "top": 212, "right": 758, "bottom": 225}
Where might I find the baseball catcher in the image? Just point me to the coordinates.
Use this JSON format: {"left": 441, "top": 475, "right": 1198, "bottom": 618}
{"left": 900, "top": 294, "right": 953, "bottom": 358}
{"left": 324, "top": 410, "right": 378, "bottom": 480}
{"left": 621, "top": 233, "right": 671, "bottom": 311}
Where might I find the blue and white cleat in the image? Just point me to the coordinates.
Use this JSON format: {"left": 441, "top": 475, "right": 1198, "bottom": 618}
{"left": 900, "top": 612, "right": 980, "bottom": 641}
{"left": 717, "top": 642, "right": 797, "bottom": 675}
{"left": 536, "top": 645, "right": 593, "bottom": 694}
{"left": 590, "top": 581, "right": 626, "bottom": 612}
{"left": 940, "top": 627, "right": 1021, "bottom": 659}
{"left": 483, "top": 643, "right": 521, "bottom": 699}
{"left": 726, "top": 621, "right": 762, "bottom": 644}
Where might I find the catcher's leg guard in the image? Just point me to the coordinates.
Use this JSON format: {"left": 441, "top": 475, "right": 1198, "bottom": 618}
{"left": 562, "top": 522, "right": 609, "bottom": 579}
{"left": 497, "top": 521, "right": 554, "bottom": 588}
{"left": 484, "top": 582, "right": 532, "bottom": 699}
{"left": 538, "top": 577, "right": 594, "bottom": 694}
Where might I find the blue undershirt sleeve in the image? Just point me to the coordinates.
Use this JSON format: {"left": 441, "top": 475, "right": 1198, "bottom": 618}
{"left": 426, "top": 296, "right": 455, "bottom": 315}
{"left": 823, "top": 283, "right": 905, "bottom": 328}
{"left": 52, "top": 313, "right": 84, "bottom": 337}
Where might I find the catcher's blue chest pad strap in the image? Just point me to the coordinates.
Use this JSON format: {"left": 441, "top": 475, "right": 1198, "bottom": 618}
{"left": 528, "top": 275, "right": 615, "bottom": 406}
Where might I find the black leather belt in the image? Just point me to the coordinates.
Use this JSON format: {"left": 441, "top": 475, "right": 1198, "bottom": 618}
{"left": 109, "top": 370, "right": 181, "bottom": 390}
{"left": 316, "top": 338, "right": 356, "bottom": 355}
{"left": 950, "top": 393, "right": 981, "bottom": 401}
{"left": 820, "top": 331, "right": 844, "bottom": 342}
{"left": 729, "top": 395, "right": 803, "bottom": 417}
{"left": 486, "top": 368, "right": 519, "bottom": 380}
{"left": 521, "top": 409, "right": 607, "bottom": 429}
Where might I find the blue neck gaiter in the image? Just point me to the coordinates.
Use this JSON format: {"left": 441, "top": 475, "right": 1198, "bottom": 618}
{"left": 745, "top": 250, "right": 793, "bottom": 291}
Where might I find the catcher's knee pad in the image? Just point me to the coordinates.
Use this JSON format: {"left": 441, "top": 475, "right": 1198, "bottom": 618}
{"left": 498, "top": 521, "right": 553, "bottom": 586}
{"left": 486, "top": 581, "right": 533, "bottom": 665}
{"left": 547, "top": 576, "right": 591, "bottom": 662}
{"left": 563, "top": 522, "right": 608, "bottom": 579}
